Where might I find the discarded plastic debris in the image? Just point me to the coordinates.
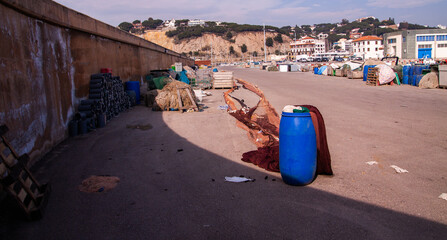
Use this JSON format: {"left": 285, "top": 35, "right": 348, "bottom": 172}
{"left": 366, "top": 161, "right": 378, "bottom": 165}
{"left": 218, "top": 105, "right": 229, "bottom": 110}
{"left": 225, "top": 176, "right": 254, "bottom": 183}
{"left": 126, "top": 123, "right": 153, "bottom": 130}
{"left": 439, "top": 193, "right": 447, "bottom": 201}
{"left": 282, "top": 105, "right": 309, "bottom": 113}
{"left": 390, "top": 165, "right": 408, "bottom": 173}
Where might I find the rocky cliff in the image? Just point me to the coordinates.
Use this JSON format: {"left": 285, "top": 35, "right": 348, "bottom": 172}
{"left": 140, "top": 30, "right": 292, "bottom": 61}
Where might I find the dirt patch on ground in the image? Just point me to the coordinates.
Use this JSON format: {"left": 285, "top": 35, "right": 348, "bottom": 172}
{"left": 79, "top": 176, "right": 120, "bottom": 193}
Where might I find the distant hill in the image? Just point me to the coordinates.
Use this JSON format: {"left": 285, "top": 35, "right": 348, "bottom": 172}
{"left": 139, "top": 30, "right": 292, "bottom": 61}
{"left": 119, "top": 17, "right": 436, "bottom": 60}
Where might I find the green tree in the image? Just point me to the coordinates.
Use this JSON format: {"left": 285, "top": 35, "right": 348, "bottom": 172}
{"left": 376, "top": 28, "right": 395, "bottom": 36}
{"left": 266, "top": 37, "right": 273, "bottom": 47}
{"left": 327, "top": 34, "right": 345, "bottom": 44}
{"left": 381, "top": 17, "right": 395, "bottom": 25}
{"left": 229, "top": 46, "right": 235, "bottom": 55}
{"left": 275, "top": 50, "right": 281, "bottom": 55}
{"left": 118, "top": 22, "right": 133, "bottom": 32}
{"left": 176, "top": 19, "right": 189, "bottom": 27}
{"left": 226, "top": 31, "right": 233, "bottom": 39}
{"left": 274, "top": 34, "right": 283, "bottom": 43}
{"left": 314, "top": 23, "right": 337, "bottom": 34}
{"left": 133, "top": 20, "right": 141, "bottom": 24}
{"left": 130, "top": 28, "right": 143, "bottom": 34}
{"left": 253, "top": 51, "right": 258, "bottom": 57}
{"left": 294, "top": 25, "right": 303, "bottom": 34}
{"left": 334, "top": 45, "right": 341, "bottom": 51}
{"left": 206, "top": 21, "right": 217, "bottom": 27}
{"left": 362, "top": 17, "right": 379, "bottom": 25}
{"left": 142, "top": 18, "right": 163, "bottom": 29}
{"left": 341, "top": 19, "right": 349, "bottom": 25}
{"left": 301, "top": 25, "right": 312, "bottom": 33}
{"left": 240, "top": 44, "right": 247, "bottom": 53}
{"left": 399, "top": 22, "right": 433, "bottom": 30}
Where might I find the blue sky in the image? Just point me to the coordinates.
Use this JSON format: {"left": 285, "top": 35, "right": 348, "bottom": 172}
{"left": 54, "top": 0, "right": 446, "bottom": 27}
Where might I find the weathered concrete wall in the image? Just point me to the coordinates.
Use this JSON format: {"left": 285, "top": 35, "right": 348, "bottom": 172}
{"left": 0, "top": 0, "right": 193, "bottom": 164}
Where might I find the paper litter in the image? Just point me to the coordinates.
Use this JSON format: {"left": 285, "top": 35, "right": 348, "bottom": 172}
{"left": 438, "top": 193, "right": 447, "bottom": 201}
{"left": 218, "top": 105, "right": 229, "bottom": 110}
{"left": 225, "top": 176, "right": 254, "bottom": 183}
{"left": 390, "top": 165, "right": 408, "bottom": 173}
{"left": 366, "top": 161, "right": 378, "bottom": 165}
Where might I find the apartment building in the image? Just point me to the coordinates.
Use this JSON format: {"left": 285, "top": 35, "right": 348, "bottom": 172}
{"left": 352, "top": 36, "right": 384, "bottom": 59}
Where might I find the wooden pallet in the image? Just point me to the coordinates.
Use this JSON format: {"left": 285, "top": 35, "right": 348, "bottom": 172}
{"left": 213, "top": 72, "right": 234, "bottom": 89}
{"left": 366, "top": 67, "right": 379, "bottom": 86}
{"left": 0, "top": 125, "right": 50, "bottom": 220}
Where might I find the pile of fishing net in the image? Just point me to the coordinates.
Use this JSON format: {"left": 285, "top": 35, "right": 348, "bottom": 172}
{"left": 145, "top": 79, "right": 199, "bottom": 111}
{"left": 419, "top": 72, "right": 439, "bottom": 89}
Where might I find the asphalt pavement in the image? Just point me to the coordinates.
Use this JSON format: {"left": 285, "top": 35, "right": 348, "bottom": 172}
{"left": 1, "top": 67, "right": 446, "bottom": 239}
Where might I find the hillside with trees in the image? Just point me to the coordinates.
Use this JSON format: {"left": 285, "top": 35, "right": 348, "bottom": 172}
{"left": 119, "top": 16, "right": 437, "bottom": 60}
{"left": 119, "top": 16, "right": 436, "bottom": 45}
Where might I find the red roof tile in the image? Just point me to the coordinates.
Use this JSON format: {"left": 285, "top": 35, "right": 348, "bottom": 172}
{"left": 353, "top": 36, "right": 382, "bottom": 42}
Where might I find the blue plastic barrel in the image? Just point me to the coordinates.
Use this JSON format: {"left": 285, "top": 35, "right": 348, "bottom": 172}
{"left": 97, "top": 114, "right": 106, "bottom": 128}
{"left": 416, "top": 75, "right": 423, "bottom": 86}
{"left": 125, "top": 81, "right": 140, "bottom": 105}
{"left": 78, "top": 119, "right": 88, "bottom": 135}
{"left": 279, "top": 111, "right": 317, "bottom": 186}
{"left": 313, "top": 67, "right": 318, "bottom": 74}
{"left": 411, "top": 75, "right": 417, "bottom": 86}
{"left": 408, "top": 66, "right": 414, "bottom": 85}
{"left": 402, "top": 65, "right": 410, "bottom": 85}
{"left": 414, "top": 66, "right": 422, "bottom": 75}
{"left": 69, "top": 119, "right": 78, "bottom": 137}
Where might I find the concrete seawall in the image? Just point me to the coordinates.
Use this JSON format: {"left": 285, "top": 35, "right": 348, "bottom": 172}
{"left": 0, "top": 0, "right": 193, "bottom": 164}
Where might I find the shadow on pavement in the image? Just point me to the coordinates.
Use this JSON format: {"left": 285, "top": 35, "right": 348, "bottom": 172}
{"left": 1, "top": 103, "right": 446, "bottom": 240}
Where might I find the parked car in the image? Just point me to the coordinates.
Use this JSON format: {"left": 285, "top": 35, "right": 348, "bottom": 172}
{"left": 354, "top": 57, "right": 363, "bottom": 61}
{"left": 334, "top": 57, "right": 344, "bottom": 62}
{"left": 313, "top": 58, "right": 322, "bottom": 62}
{"left": 321, "top": 57, "right": 329, "bottom": 62}
{"left": 299, "top": 58, "right": 308, "bottom": 62}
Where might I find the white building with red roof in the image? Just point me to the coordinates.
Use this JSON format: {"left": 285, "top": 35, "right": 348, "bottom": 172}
{"left": 290, "top": 36, "right": 327, "bottom": 57}
{"left": 352, "top": 36, "right": 384, "bottom": 59}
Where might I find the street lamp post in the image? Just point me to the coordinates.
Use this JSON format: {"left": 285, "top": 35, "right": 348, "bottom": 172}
{"left": 264, "top": 24, "right": 267, "bottom": 62}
